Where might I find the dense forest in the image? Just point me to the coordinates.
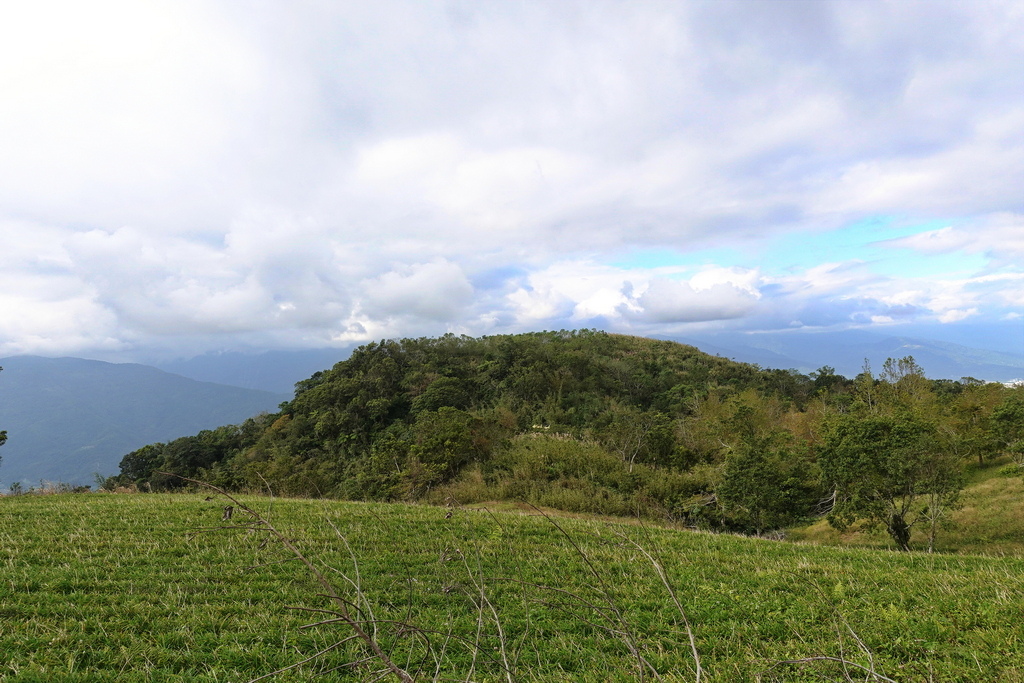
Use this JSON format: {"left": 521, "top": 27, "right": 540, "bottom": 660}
{"left": 107, "top": 330, "right": 1024, "bottom": 550}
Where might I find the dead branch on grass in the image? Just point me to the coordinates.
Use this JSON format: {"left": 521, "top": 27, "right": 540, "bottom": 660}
{"left": 619, "top": 527, "right": 702, "bottom": 683}
{"left": 162, "top": 473, "right": 416, "bottom": 683}
{"left": 526, "top": 504, "right": 665, "bottom": 682}
{"left": 765, "top": 574, "right": 897, "bottom": 683}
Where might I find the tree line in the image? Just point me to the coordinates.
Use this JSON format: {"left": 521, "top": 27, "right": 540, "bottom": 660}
{"left": 105, "top": 331, "right": 1024, "bottom": 551}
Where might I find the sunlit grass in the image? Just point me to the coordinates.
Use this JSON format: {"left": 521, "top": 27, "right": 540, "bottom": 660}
{"left": 787, "top": 455, "right": 1024, "bottom": 556}
{"left": 2, "top": 492, "right": 1023, "bottom": 681}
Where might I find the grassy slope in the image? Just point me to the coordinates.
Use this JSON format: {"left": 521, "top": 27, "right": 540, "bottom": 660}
{"left": 2, "top": 493, "right": 1024, "bottom": 682}
{"left": 787, "top": 456, "right": 1024, "bottom": 556}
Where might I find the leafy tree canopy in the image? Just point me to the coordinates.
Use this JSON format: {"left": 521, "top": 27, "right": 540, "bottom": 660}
{"left": 819, "top": 412, "right": 962, "bottom": 550}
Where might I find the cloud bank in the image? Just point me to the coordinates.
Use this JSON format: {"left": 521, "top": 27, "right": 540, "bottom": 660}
{"left": 0, "top": 0, "right": 1021, "bottom": 360}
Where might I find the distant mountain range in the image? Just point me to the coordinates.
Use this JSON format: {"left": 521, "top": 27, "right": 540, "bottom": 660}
{"left": 154, "top": 348, "right": 350, "bottom": 394}
{"left": 675, "top": 329, "right": 1024, "bottom": 383}
{"left": 0, "top": 356, "right": 288, "bottom": 488}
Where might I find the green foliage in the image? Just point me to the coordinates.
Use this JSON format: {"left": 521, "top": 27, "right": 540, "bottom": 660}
{"left": 118, "top": 331, "right": 781, "bottom": 507}
{"left": 819, "top": 412, "right": 963, "bottom": 551}
{"left": 810, "top": 364, "right": 852, "bottom": 397}
{"left": 594, "top": 405, "right": 676, "bottom": 470}
{"left": 992, "top": 387, "right": 1024, "bottom": 459}
{"left": 108, "top": 415, "right": 277, "bottom": 491}
{"left": 439, "top": 433, "right": 708, "bottom": 520}
{"left": 410, "top": 407, "right": 484, "bottom": 480}
{"left": 998, "top": 461, "right": 1024, "bottom": 477}
{"left": 111, "top": 336, "right": 1018, "bottom": 543}
{"left": 753, "top": 453, "right": 1024, "bottom": 555}
{"left": 118, "top": 443, "right": 164, "bottom": 482}
{"left": 1007, "top": 441, "right": 1024, "bottom": 468}
{"left": 718, "top": 433, "right": 821, "bottom": 533}
{"left": 484, "top": 434, "right": 637, "bottom": 514}
{"left": 941, "top": 380, "right": 1003, "bottom": 465}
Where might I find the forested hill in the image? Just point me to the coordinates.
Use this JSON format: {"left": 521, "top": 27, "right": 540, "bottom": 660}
{"left": 110, "top": 330, "right": 785, "bottom": 490}
{"left": 109, "top": 330, "right": 1024, "bottom": 549}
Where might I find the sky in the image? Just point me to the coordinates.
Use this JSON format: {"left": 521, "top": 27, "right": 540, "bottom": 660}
{"left": 1, "top": 0, "right": 1022, "bottom": 363}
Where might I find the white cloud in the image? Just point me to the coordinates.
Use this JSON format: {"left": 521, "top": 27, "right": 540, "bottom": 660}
{"left": 0, "top": 2, "right": 275, "bottom": 228}
{"left": 938, "top": 308, "right": 979, "bottom": 324}
{"left": 976, "top": 273, "right": 1024, "bottom": 308}
{"left": 885, "top": 226, "right": 965, "bottom": 253}
{"left": 361, "top": 260, "right": 474, "bottom": 323}
{"left": 882, "top": 212, "right": 1024, "bottom": 268}
{"left": 814, "top": 109, "right": 1024, "bottom": 221}
{"left": 0, "top": 269, "right": 123, "bottom": 357}
{"left": 506, "top": 262, "right": 626, "bottom": 324}
{"left": 0, "top": 1, "right": 1021, "bottom": 358}
{"left": 855, "top": 271, "right": 1022, "bottom": 327}
{"left": 502, "top": 261, "right": 766, "bottom": 328}
{"left": 628, "top": 278, "right": 760, "bottom": 323}
{"left": 768, "top": 261, "right": 876, "bottom": 298}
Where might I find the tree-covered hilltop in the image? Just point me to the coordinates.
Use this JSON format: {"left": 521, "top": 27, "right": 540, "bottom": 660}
{"left": 108, "top": 330, "right": 1024, "bottom": 548}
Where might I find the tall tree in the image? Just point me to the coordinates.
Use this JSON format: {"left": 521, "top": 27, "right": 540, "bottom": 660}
{"left": 819, "top": 412, "right": 963, "bottom": 551}
{"left": 992, "top": 388, "right": 1024, "bottom": 465}
{"left": 595, "top": 406, "right": 675, "bottom": 471}
{"left": 717, "top": 431, "right": 820, "bottom": 534}
{"left": 941, "top": 380, "right": 1002, "bottom": 466}
{"left": 852, "top": 359, "right": 878, "bottom": 414}
{"left": 878, "top": 356, "right": 934, "bottom": 413}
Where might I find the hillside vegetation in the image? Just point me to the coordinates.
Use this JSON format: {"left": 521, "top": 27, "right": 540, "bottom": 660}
{"left": 2, "top": 492, "right": 1024, "bottom": 682}
{"left": 106, "top": 330, "right": 1024, "bottom": 552}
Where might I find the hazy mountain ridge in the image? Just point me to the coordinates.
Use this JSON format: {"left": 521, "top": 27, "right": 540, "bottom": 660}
{"left": 155, "top": 348, "right": 352, "bottom": 394}
{"left": 0, "top": 356, "right": 288, "bottom": 487}
{"left": 676, "top": 330, "right": 1024, "bottom": 383}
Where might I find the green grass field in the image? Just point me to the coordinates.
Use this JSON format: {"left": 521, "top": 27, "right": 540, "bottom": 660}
{"left": 2, "top": 492, "right": 1023, "bottom": 682}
